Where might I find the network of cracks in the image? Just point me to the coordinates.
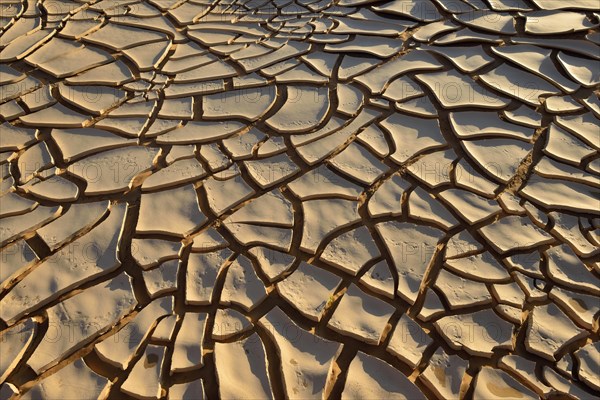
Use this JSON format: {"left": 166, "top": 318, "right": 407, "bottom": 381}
{"left": 1, "top": 0, "right": 599, "bottom": 398}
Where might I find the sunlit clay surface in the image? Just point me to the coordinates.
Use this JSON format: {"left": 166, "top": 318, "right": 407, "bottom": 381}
{"left": 0, "top": 0, "right": 599, "bottom": 398}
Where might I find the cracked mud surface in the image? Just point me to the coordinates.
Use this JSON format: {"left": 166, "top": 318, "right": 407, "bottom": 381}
{"left": 1, "top": 0, "right": 599, "bottom": 399}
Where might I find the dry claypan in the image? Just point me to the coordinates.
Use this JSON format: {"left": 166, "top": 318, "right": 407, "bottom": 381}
{"left": 1, "top": 0, "right": 600, "bottom": 398}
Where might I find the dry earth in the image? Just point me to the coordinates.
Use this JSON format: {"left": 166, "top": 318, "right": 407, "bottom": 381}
{"left": 0, "top": 0, "right": 599, "bottom": 399}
